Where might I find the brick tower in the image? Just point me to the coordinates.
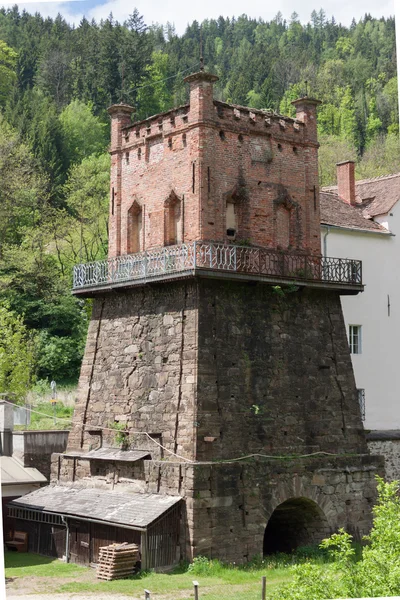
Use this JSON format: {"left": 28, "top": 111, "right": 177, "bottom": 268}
{"left": 48, "top": 70, "right": 382, "bottom": 566}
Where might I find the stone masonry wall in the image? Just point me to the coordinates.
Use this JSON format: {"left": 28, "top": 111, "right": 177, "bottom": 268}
{"left": 367, "top": 439, "right": 400, "bottom": 481}
{"left": 195, "top": 280, "right": 367, "bottom": 461}
{"left": 52, "top": 452, "right": 383, "bottom": 563}
{"left": 67, "top": 282, "right": 198, "bottom": 458}
{"left": 188, "top": 455, "right": 383, "bottom": 562}
{"left": 68, "top": 280, "right": 366, "bottom": 461}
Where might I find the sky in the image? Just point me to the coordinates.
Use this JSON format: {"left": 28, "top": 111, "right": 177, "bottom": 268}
{"left": 0, "top": 0, "right": 395, "bottom": 33}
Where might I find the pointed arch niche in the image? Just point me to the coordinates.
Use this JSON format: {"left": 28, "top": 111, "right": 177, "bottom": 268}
{"left": 164, "top": 191, "right": 182, "bottom": 246}
{"left": 127, "top": 200, "right": 143, "bottom": 254}
{"left": 276, "top": 204, "right": 291, "bottom": 249}
{"left": 274, "top": 187, "right": 300, "bottom": 250}
{"left": 224, "top": 185, "right": 245, "bottom": 241}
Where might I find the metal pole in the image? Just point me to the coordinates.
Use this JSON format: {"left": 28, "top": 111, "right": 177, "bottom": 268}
{"left": 261, "top": 575, "right": 266, "bottom": 600}
{"left": 61, "top": 516, "right": 70, "bottom": 563}
{"left": 193, "top": 580, "right": 199, "bottom": 600}
{"left": 50, "top": 380, "right": 57, "bottom": 425}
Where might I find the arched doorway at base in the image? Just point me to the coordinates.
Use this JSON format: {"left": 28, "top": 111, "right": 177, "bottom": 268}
{"left": 263, "top": 497, "right": 331, "bottom": 555}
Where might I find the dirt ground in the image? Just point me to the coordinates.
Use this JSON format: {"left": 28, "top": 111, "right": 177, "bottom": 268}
{"left": 6, "top": 595, "right": 137, "bottom": 600}
{"left": 5, "top": 572, "right": 140, "bottom": 599}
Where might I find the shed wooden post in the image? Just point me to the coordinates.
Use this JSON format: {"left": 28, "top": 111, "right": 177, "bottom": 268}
{"left": 141, "top": 531, "right": 148, "bottom": 570}
{"left": 261, "top": 575, "right": 266, "bottom": 600}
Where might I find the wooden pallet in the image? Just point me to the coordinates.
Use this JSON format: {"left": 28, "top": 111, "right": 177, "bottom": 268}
{"left": 96, "top": 542, "right": 140, "bottom": 581}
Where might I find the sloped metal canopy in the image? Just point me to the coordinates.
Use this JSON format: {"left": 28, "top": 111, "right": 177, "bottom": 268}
{"left": 79, "top": 448, "right": 151, "bottom": 462}
{"left": 1, "top": 456, "right": 47, "bottom": 486}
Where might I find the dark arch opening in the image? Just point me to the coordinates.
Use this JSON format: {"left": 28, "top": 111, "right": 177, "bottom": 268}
{"left": 263, "top": 497, "right": 330, "bottom": 555}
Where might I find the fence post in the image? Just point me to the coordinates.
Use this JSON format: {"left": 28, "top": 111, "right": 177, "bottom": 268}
{"left": 261, "top": 575, "right": 266, "bottom": 600}
{"left": 193, "top": 580, "right": 199, "bottom": 600}
{"left": 144, "top": 590, "right": 151, "bottom": 599}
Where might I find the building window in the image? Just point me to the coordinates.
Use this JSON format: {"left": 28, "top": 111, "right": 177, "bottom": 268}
{"left": 349, "top": 325, "right": 362, "bottom": 354}
{"left": 357, "top": 388, "right": 365, "bottom": 421}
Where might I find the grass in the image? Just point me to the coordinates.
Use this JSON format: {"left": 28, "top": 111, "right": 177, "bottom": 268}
{"left": 4, "top": 550, "right": 329, "bottom": 598}
{"left": 14, "top": 400, "right": 73, "bottom": 431}
{"left": 5, "top": 552, "right": 85, "bottom": 578}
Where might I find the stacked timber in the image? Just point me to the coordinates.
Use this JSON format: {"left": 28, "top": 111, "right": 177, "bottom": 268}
{"left": 96, "top": 542, "right": 140, "bottom": 580}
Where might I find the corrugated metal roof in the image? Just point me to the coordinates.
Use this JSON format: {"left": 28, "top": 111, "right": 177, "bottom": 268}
{"left": 1, "top": 456, "right": 47, "bottom": 485}
{"left": 80, "top": 448, "right": 151, "bottom": 462}
{"left": 10, "top": 485, "right": 181, "bottom": 529}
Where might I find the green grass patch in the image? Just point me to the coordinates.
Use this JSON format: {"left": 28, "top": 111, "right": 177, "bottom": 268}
{"left": 5, "top": 552, "right": 85, "bottom": 578}
{"left": 5, "top": 549, "right": 334, "bottom": 598}
{"left": 14, "top": 401, "right": 73, "bottom": 431}
{"left": 56, "top": 570, "right": 290, "bottom": 597}
{"left": 5, "top": 552, "right": 295, "bottom": 597}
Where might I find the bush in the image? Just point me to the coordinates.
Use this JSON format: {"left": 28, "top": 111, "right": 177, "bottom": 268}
{"left": 188, "top": 556, "right": 224, "bottom": 576}
{"left": 270, "top": 477, "right": 400, "bottom": 599}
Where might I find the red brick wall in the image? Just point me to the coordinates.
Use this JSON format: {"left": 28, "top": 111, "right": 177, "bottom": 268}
{"left": 108, "top": 75, "right": 321, "bottom": 258}
{"left": 337, "top": 160, "right": 356, "bottom": 205}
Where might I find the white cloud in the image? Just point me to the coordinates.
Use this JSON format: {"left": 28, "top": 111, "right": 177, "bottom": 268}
{"left": 0, "top": 0, "right": 395, "bottom": 33}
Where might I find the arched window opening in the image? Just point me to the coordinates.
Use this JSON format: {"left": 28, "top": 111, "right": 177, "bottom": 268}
{"left": 127, "top": 201, "right": 142, "bottom": 254}
{"left": 263, "top": 497, "right": 330, "bottom": 555}
{"left": 164, "top": 192, "right": 182, "bottom": 246}
{"left": 276, "top": 205, "right": 290, "bottom": 249}
{"left": 226, "top": 201, "right": 237, "bottom": 239}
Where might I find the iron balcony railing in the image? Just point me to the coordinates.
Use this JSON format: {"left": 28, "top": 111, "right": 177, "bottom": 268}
{"left": 72, "top": 242, "right": 362, "bottom": 291}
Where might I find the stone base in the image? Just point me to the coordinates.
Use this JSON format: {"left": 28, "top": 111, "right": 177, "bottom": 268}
{"left": 367, "top": 435, "right": 400, "bottom": 482}
{"left": 52, "top": 451, "right": 383, "bottom": 563}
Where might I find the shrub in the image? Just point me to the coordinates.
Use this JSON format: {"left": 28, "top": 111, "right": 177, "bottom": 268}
{"left": 270, "top": 477, "right": 400, "bottom": 599}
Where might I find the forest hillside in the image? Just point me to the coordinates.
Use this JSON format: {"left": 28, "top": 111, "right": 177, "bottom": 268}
{"left": 0, "top": 7, "right": 398, "bottom": 392}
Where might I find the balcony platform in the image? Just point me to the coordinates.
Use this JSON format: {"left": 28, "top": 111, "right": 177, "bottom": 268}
{"left": 72, "top": 242, "right": 363, "bottom": 297}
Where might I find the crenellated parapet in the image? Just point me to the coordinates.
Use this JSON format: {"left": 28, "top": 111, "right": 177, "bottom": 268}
{"left": 107, "top": 70, "right": 322, "bottom": 259}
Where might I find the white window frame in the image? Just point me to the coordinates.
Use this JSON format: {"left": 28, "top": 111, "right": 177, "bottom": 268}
{"left": 349, "top": 325, "right": 362, "bottom": 354}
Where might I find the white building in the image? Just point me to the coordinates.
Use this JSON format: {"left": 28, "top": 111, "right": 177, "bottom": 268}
{"left": 320, "top": 162, "right": 400, "bottom": 479}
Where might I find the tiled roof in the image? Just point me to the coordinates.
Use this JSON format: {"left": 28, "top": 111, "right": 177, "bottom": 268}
{"left": 10, "top": 484, "right": 181, "bottom": 529}
{"left": 357, "top": 173, "right": 400, "bottom": 217}
{"left": 323, "top": 173, "right": 400, "bottom": 218}
{"left": 320, "top": 191, "right": 389, "bottom": 233}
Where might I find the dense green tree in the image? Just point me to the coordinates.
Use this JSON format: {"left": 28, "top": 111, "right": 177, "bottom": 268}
{"left": 59, "top": 100, "right": 108, "bottom": 165}
{"left": 318, "top": 135, "right": 358, "bottom": 185}
{"left": 53, "top": 152, "right": 110, "bottom": 271}
{"left": 136, "top": 51, "right": 172, "bottom": 118}
{"left": 0, "top": 39, "right": 17, "bottom": 106}
{"left": 0, "top": 302, "right": 34, "bottom": 399}
{"left": 0, "top": 116, "right": 47, "bottom": 255}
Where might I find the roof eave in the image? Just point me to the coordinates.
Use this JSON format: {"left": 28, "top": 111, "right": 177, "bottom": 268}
{"left": 321, "top": 223, "right": 393, "bottom": 236}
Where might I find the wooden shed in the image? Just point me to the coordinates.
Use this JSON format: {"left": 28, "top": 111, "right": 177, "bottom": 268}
{"left": 8, "top": 484, "right": 182, "bottom": 569}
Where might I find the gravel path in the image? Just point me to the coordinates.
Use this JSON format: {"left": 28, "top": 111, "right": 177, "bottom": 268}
{"left": 6, "top": 595, "right": 140, "bottom": 599}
